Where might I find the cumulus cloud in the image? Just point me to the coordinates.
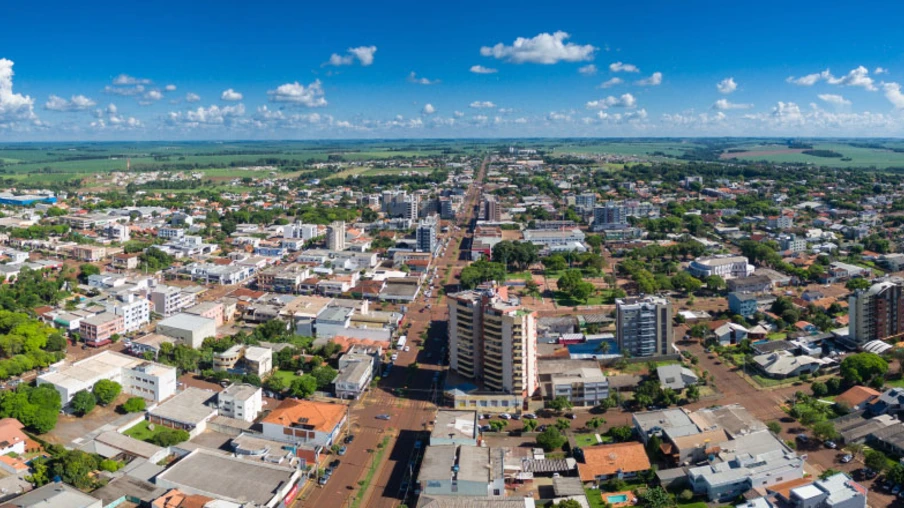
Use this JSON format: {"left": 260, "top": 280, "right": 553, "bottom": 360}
{"left": 786, "top": 66, "right": 877, "bottom": 91}
{"left": 326, "top": 45, "right": 378, "bottom": 67}
{"left": 113, "top": 74, "right": 151, "bottom": 85}
{"left": 103, "top": 84, "right": 145, "bottom": 96}
{"left": 546, "top": 111, "right": 573, "bottom": 122}
{"left": 609, "top": 62, "right": 639, "bottom": 73}
{"left": 578, "top": 64, "right": 597, "bottom": 76}
{"left": 44, "top": 94, "right": 96, "bottom": 112}
{"left": 713, "top": 99, "right": 753, "bottom": 110}
{"left": 453, "top": 111, "right": 464, "bottom": 118}
{"left": 597, "top": 108, "right": 648, "bottom": 123}
{"left": 267, "top": 80, "right": 327, "bottom": 107}
{"left": 90, "top": 103, "right": 141, "bottom": 129}
{"left": 470, "top": 65, "right": 498, "bottom": 74}
{"left": 185, "top": 93, "right": 201, "bottom": 103}
{"left": 422, "top": 104, "right": 436, "bottom": 115}
{"left": 662, "top": 111, "right": 726, "bottom": 126}
{"left": 884, "top": 82, "right": 904, "bottom": 109}
{"left": 221, "top": 89, "right": 243, "bottom": 101}
{"left": 164, "top": 84, "right": 177, "bottom": 92}
{"left": 636, "top": 72, "right": 662, "bottom": 86}
{"left": 407, "top": 72, "right": 440, "bottom": 85}
{"left": 469, "top": 101, "right": 496, "bottom": 109}
{"left": 599, "top": 77, "right": 623, "bottom": 89}
{"left": 818, "top": 94, "right": 851, "bottom": 107}
{"left": 0, "top": 59, "right": 39, "bottom": 128}
{"left": 166, "top": 103, "right": 246, "bottom": 127}
{"left": 143, "top": 90, "right": 163, "bottom": 101}
{"left": 876, "top": 67, "right": 889, "bottom": 75}
{"left": 585, "top": 93, "right": 636, "bottom": 109}
{"left": 480, "top": 31, "right": 596, "bottom": 64}
{"left": 717, "top": 77, "right": 738, "bottom": 94}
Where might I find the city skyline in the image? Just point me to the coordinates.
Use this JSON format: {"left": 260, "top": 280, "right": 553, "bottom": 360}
{"left": 4, "top": 0, "right": 904, "bottom": 140}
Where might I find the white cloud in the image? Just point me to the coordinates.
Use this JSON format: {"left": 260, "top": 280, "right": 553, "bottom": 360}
{"left": 884, "top": 82, "right": 904, "bottom": 109}
{"left": 326, "top": 45, "right": 378, "bottom": 67}
{"left": 876, "top": 67, "right": 889, "bottom": 75}
{"left": 480, "top": 31, "right": 596, "bottom": 64}
{"left": 497, "top": 108, "right": 514, "bottom": 114}
{"left": 143, "top": 90, "right": 163, "bottom": 101}
{"left": 164, "top": 84, "right": 177, "bottom": 92}
{"left": 185, "top": 93, "right": 200, "bottom": 103}
{"left": 786, "top": 66, "right": 877, "bottom": 91}
{"left": 585, "top": 93, "right": 636, "bottom": 109}
{"left": 166, "top": 103, "right": 246, "bottom": 127}
{"left": 597, "top": 108, "right": 648, "bottom": 123}
{"left": 578, "top": 64, "right": 597, "bottom": 76}
{"left": 453, "top": 111, "right": 464, "bottom": 118}
{"left": 546, "top": 111, "right": 573, "bottom": 122}
{"left": 609, "top": 62, "right": 639, "bottom": 73}
{"left": 470, "top": 65, "right": 498, "bottom": 74}
{"left": 817, "top": 94, "right": 851, "bottom": 107}
{"left": 422, "top": 103, "right": 436, "bottom": 115}
{"left": 44, "top": 94, "right": 96, "bottom": 112}
{"left": 636, "top": 72, "right": 662, "bottom": 86}
{"left": 599, "top": 77, "right": 623, "bottom": 89}
{"left": 221, "top": 89, "right": 243, "bottom": 101}
{"left": 662, "top": 111, "right": 726, "bottom": 126}
{"left": 267, "top": 80, "right": 327, "bottom": 107}
{"left": 713, "top": 99, "right": 753, "bottom": 110}
{"left": 113, "top": 74, "right": 151, "bottom": 85}
{"left": 469, "top": 101, "right": 496, "bottom": 109}
{"left": 90, "top": 103, "right": 142, "bottom": 130}
{"left": 103, "top": 84, "right": 145, "bottom": 96}
{"left": 0, "top": 59, "right": 39, "bottom": 128}
{"left": 716, "top": 77, "right": 738, "bottom": 94}
{"left": 407, "top": 72, "right": 440, "bottom": 85}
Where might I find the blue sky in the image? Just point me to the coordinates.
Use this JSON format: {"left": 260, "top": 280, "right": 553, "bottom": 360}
{"left": 3, "top": 0, "right": 904, "bottom": 140}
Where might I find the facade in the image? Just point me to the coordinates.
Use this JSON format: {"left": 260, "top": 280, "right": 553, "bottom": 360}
{"left": 108, "top": 293, "right": 150, "bottom": 333}
{"left": 615, "top": 296, "right": 673, "bottom": 358}
{"left": 183, "top": 301, "right": 225, "bottom": 327}
{"left": 727, "top": 275, "right": 772, "bottom": 293}
{"left": 327, "top": 221, "right": 346, "bottom": 251}
{"left": 416, "top": 215, "right": 438, "bottom": 253}
{"left": 334, "top": 360, "right": 372, "bottom": 400}
{"left": 688, "top": 255, "right": 755, "bottom": 280}
{"left": 150, "top": 285, "right": 197, "bottom": 317}
{"left": 848, "top": 280, "right": 904, "bottom": 348}
{"left": 483, "top": 196, "right": 500, "bottom": 222}
{"left": 575, "top": 193, "right": 596, "bottom": 212}
{"left": 38, "top": 351, "right": 176, "bottom": 404}
{"left": 157, "top": 227, "right": 185, "bottom": 240}
{"left": 156, "top": 313, "right": 217, "bottom": 349}
{"left": 539, "top": 360, "right": 608, "bottom": 406}
{"left": 593, "top": 201, "right": 627, "bottom": 227}
{"left": 80, "top": 312, "right": 125, "bottom": 347}
{"left": 779, "top": 234, "right": 807, "bottom": 253}
{"left": 217, "top": 383, "right": 263, "bottom": 422}
{"left": 728, "top": 292, "right": 759, "bottom": 318}
{"left": 212, "top": 345, "right": 273, "bottom": 376}
{"left": 767, "top": 215, "right": 794, "bottom": 230}
{"left": 522, "top": 229, "right": 587, "bottom": 252}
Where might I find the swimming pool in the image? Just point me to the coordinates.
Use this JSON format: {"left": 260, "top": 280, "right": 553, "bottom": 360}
{"left": 606, "top": 494, "right": 629, "bottom": 503}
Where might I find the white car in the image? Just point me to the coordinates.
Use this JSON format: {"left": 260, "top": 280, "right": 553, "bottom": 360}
{"left": 499, "top": 413, "right": 511, "bottom": 420}
{"left": 404, "top": 346, "right": 410, "bottom": 352}
{"left": 391, "top": 354, "right": 399, "bottom": 361}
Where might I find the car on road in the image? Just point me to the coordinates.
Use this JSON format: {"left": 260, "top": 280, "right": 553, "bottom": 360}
{"left": 330, "top": 459, "right": 341, "bottom": 468}
{"left": 338, "top": 446, "right": 347, "bottom": 456}
{"left": 318, "top": 476, "right": 328, "bottom": 486}
{"left": 824, "top": 440, "right": 837, "bottom": 449}
{"left": 523, "top": 413, "right": 537, "bottom": 419}
{"left": 841, "top": 454, "right": 854, "bottom": 463}
{"left": 345, "top": 435, "right": 355, "bottom": 444}
{"left": 376, "top": 414, "right": 391, "bottom": 420}
{"left": 499, "top": 413, "right": 511, "bottom": 420}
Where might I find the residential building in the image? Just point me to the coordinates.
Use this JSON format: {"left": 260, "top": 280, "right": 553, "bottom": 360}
{"left": 848, "top": 280, "right": 904, "bottom": 348}
{"left": 578, "top": 442, "right": 652, "bottom": 484}
{"left": 0, "top": 419, "right": 28, "bottom": 456}
{"left": 767, "top": 215, "right": 793, "bottom": 230}
{"left": 484, "top": 195, "right": 500, "bottom": 222}
{"left": 212, "top": 345, "right": 273, "bottom": 376}
{"left": 327, "top": 221, "right": 346, "bottom": 251}
{"left": 715, "top": 322, "right": 749, "bottom": 346}
{"left": 37, "top": 350, "right": 176, "bottom": 404}
{"left": 149, "top": 285, "right": 197, "bottom": 317}
{"left": 657, "top": 364, "right": 699, "bottom": 391}
{"left": 156, "top": 313, "right": 217, "bottom": 349}
{"left": 112, "top": 253, "right": 140, "bottom": 270}
{"left": 182, "top": 262, "right": 255, "bottom": 285}
{"left": 107, "top": 293, "right": 150, "bottom": 333}
{"left": 217, "top": 383, "right": 263, "bottom": 423}
{"left": 779, "top": 234, "right": 807, "bottom": 253}
{"left": 5, "top": 482, "right": 102, "bottom": 508}
{"left": 593, "top": 201, "right": 627, "bottom": 228}
{"left": 183, "top": 301, "right": 225, "bottom": 327}
{"left": 688, "top": 255, "right": 754, "bottom": 280}
{"left": 575, "top": 193, "right": 596, "bottom": 212}
{"left": 104, "top": 223, "right": 130, "bottom": 242}
{"left": 261, "top": 398, "right": 347, "bottom": 448}
{"left": 727, "top": 275, "right": 772, "bottom": 293}
{"left": 419, "top": 445, "right": 506, "bottom": 499}
{"left": 80, "top": 312, "right": 124, "bottom": 347}
{"left": 538, "top": 359, "right": 609, "bottom": 406}
{"left": 752, "top": 351, "right": 823, "bottom": 379}
{"left": 728, "top": 292, "right": 758, "bottom": 318}
{"left": 416, "top": 215, "right": 438, "bottom": 253}
{"left": 73, "top": 245, "right": 107, "bottom": 262}
{"left": 633, "top": 408, "right": 699, "bottom": 445}
{"left": 157, "top": 227, "right": 185, "bottom": 240}
{"left": 334, "top": 360, "right": 371, "bottom": 400}
{"left": 430, "top": 410, "right": 479, "bottom": 447}
{"left": 615, "top": 296, "right": 673, "bottom": 358}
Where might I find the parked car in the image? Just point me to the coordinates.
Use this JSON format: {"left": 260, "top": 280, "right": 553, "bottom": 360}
{"left": 499, "top": 413, "right": 511, "bottom": 420}
{"left": 404, "top": 346, "right": 410, "bottom": 352}
{"left": 338, "top": 446, "right": 347, "bottom": 456}
{"left": 345, "top": 435, "right": 355, "bottom": 444}
{"left": 565, "top": 413, "right": 577, "bottom": 420}
{"left": 376, "top": 414, "right": 391, "bottom": 420}
{"left": 841, "top": 454, "right": 854, "bottom": 463}
{"left": 825, "top": 440, "right": 837, "bottom": 449}
{"left": 318, "top": 476, "right": 328, "bottom": 486}
{"left": 796, "top": 434, "right": 809, "bottom": 442}
{"left": 330, "top": 459, "right": 341, "bottom": 468}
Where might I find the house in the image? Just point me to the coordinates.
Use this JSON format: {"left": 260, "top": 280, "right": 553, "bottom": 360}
{"left": 4, "top": 482, "right": 102, "bottom": 508}
{"left": 728, "top": 293, "right": 758, "bottom": 318}
{"left": 714, "top": 323, "right": 749, "bottom": 346}
{"left": 752, "top": 351, "right": 822, "bottom": 379}
{"left": 80, "top": 312, "right": 124, "bottom": 347}
{"left": 213, "top": 345, "right": 273, "bottom": 377}
{"left": 657, "top": 365, "right": 699, "bottom": 391}
{"left": 539, "top": 359, "right": 609, "bottom": 407}
{"left": 578, "top": 442, "right": 651, "bottom": 483}
{"left": 0, "top": 419, "right": 29, "bottom": 456}
{"left": 868, "top": 387, "right": 904, "bottom": 415}
{"left": 834, "top": 386, "right": 881, "bottom": 411}
{"left": 334, "top": 360, "right": 371, "bottom": 400}
{"left": 147, "top": 387, "right": 218, "bottom": 438}
{"left": 727, "top": 275, "right": 772, "bottom": 294}
{"left": 632, "top": 409, "right": 698, "bottom": 444}
{"left": 217, "top": 383, "right": 263, "bottom": 423}
{"left": 261, "top": 398, "right": 347, "bottom": 448}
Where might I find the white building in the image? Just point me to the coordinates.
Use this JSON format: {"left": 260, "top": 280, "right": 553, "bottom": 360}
{"left": 157, "top": 227, "right": 185, "bottom": 240}
{"left": 156, "top": 313, "right": 218, "bottom": 349}
{"left": 218, "top": 383, "right": 263, "bottom": 422}
{"left": 327, "top": 221, "right": 346, "bottom": 251}
{"left": 37, "top": 350, "right": 177, "bottom": 404}
{"left": 105, "top": 223, "right": 130, "bottom": 242}
{"left": 687, "top": 255, "right": 755, "bottom": 280}
{"left": 150, "top": 285, "right": 197, "bottom": 316}
{"left": 107, "top": 293, "right": 150, "bottom": 333}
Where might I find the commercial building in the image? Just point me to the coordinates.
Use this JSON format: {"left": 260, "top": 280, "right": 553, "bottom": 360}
{"left": 156, "top": 313, "right": 217, "bottom": 349}
{"left": 448, "top": 284, "right": 538, "bottom": 398}
{"left": 615, "top": 296, "right": 673, "bottom": 358}
{"left": 261, "top": 398, "right": 347, "bottom": 448}
{"left": 522, "top": 229, "right": 587, "bottom": 253}
{"left": 37, "top": 350, "right": 176, "bottom": 404}
{"left": 212, "top": 344, "right": 273, "bottom": 376}
{"left": 484, "top": 196, "right": 501, "bottom": 222}
{"left": 847, "top": 280, "right": 904, "bottom": 348}
{"left": 107, "top": 293, "right": 150, "bottom": 333}
{"left": 217, "top": 383, "right": 263, "bottom": 422}
{"left": 327, "top": 221, "right": 346, "bottom": 251}
{"left": 149, "top": 285, "right": 197, "bottom": 317}
{"left": 147, "top": 387, "right": 217, "bottom": 438}
{"left": 538, "top": 359, "right": 608, "bottom": 407}
{"left": 79, "top": 312, "right": 124, "bottom": 347}
{"left": 5, "top": 482, "right": 101, "bottom": 508}
{"left": 416, "top": 215, "right": 438, "bottom": 253}
{"left": 687, "top": 255, "right": 754, "bottom": 280}
{"left": 334, "top": 360, "right": 372, "bottom": 400}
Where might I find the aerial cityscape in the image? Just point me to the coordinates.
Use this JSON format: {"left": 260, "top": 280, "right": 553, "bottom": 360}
{"left": 3, "top": 2, "right": 904, "bottom": 508}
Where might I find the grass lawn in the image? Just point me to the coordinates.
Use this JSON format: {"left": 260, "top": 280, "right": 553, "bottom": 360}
{"left": 124, "top": 420, "right": 168, "bottom": 442}
{"left": 620, "top": 360, "right": 678, "bottom": 375}
{"left": 884, "top": 378, "right": 904, "bottom": 388}
{"left": 677, "top": 502, "right": 708, "bottom": 508}
{"left": 767, "top": 332, "right": 787, "bottom": 340}
{"left": 270, "top": 369, "right": 301, "bottom": 386}
{"left": 574, "top": 433, "right": 603, "bottom": 448}
{"left": 585, "top": 488, "right": 607, "bottom": 508}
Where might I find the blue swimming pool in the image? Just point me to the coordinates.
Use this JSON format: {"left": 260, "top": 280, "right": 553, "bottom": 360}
{"left": 607, "top": 494, "right": 629, "bottom": 503}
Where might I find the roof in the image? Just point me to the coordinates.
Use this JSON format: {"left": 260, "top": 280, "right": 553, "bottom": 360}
{"left": 262, "top": 398, "right": 346, "bottom": 433}
{"left": 0, "top": 418, "right": 27, "bottom": 450}
{"left": 156, "top": 313, "right": 216, "bottom": 332}
{"left": 94, "top": 430, "right": 164, "bottom": 459}
{"left": 633, "top": 409, "right": 699, "bottom": 438}
{"left": 149, "top": 388, "right": 217, "bottom": 426}
{"left": 91, "top": 475, "right": 166, "bottom": 506}
{"left": 578, "top": 442, "right": 651, "bottom": 481}
{"left": 3, "top": 482, "right": 100, "bottom": 508}
{"left": 431, "top": 410, "right": 478, "bottom": 442}
{"left": 688, "top": 404, "right": 767, "bottom": 438}
{"left": 657, "top": 365, "right": 698, "bottom": 391}
{"left": 220, "top": 383, "right": 261, "bottom": 402}
{"left": 767, "top": 477, "right": 815, "bottom": 500}
{"left": 835, "top": 385, "right": 881, "bottom": 408}
{"left": 153, "top": 448, "right": 298, "bottom": 505}
{"left": 669, "top": 428, "right": 729, "bottom": 453}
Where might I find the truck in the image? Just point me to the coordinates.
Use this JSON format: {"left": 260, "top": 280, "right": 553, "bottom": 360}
{"left": 396, "top": 335, "right": 407, "bottom": 350}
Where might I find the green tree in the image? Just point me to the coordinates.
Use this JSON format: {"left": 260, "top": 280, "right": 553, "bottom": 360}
{"left": 265, "top": 374, "right": 289, "bottom": 393}
{"left": 767, "top": 421, "right": 782, "bottom": 435}
{"left": 555, "top": 500, "right": 583, "bottom": 508}
{"left": 536, "top": 426, "right": 567, "bottom": 451}
{"left": 289, "top": 375, "right": 318, "bottom": 398}
{"left": 704, "top": 275, "right": 725, "bottom": 291}
{"left": 311, "top": 366, "right": 337, "bottom": 389}
{"left": 522, "top": 418, "right": 539, "bottom": 432}
{"left": 49, "top": 450, "right": 100, "bottom": 490}
{"left": 92, "top": 379, "right": 121, "bottom": 406}
{"left": 840, "top": 352, "right": 888, "bottom": 385}
{"left": 685, "top": 384, "right": 700, "bottom": 402}
{"left": 71, "top": 390, "right": 96, "bottom": 416}
{"left": 78, "top": 263, "right": 100, "bottom": 283}
{"left": 555, "top": 418, "right": 571, "bottom": 431}
{"left": 638, "top": 486, "right": 676, "bottom": 508}
{"left": 488, "top": 420, "right": 508, "bottom": 432}
{"left": 152, "top": 428, "right": 190, "bottom": 447}
{"left": 546, "top": 396, "right": 574, "bottom": 413}
{"left": 121, "top": 397, "right": 146, "bottom": 413}
{"left": 812, "top": 421, "right": 839, "bottom": 442}
{"left": 887, "top": 463, "right": 904, "bottom": 485}
{"left": 864, "top": 449, "right": 889, "bottom": 472}
{"left": 811, "top": 381, "right": 828, "bottom": 398}
{"left": 586, "top": 417, "right": 606, "bottom": 430}
{"left": 819, "top": 468, "right": 842, "bottom": 480}
{"left": 846, "top": 278, "right": 872, "bottom": 291}
{"left": 607, "top": 425, "right": 634, "bottom": 442}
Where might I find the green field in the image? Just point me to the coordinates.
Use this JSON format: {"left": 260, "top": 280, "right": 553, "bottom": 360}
{"left": 721, "top": 142, "right": 904, "bottom": 168}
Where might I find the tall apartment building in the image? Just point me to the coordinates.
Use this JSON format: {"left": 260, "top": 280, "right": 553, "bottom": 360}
{"left": 615, "top": 296, "right": 673, "bottom": 358}
{"left": 848, "top": 280, "right": 904, "bottom": 348}
{"left": 416, "top": 216, "right": 438, "bottom": 253}
{"left": 484, "top": 196, "right": 500, "bottom": 222}
{"left": 575, "top": 193, "right": 597, "bottom": 212}
{"left": 327, "top": 221, "right": 346, "bottom": 251}
{"left": 107, "top": 293, "right": 150, "bottom": 333}
{"left": 593, "top": 201, "right": 627, "bottom": 230}
{"left": 439, "top": 197, "right": 455, "bottom": 219}
{"left": 448, "top": 284, "right": 538, "bottom": 397}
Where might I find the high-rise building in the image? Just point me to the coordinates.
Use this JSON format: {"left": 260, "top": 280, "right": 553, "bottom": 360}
{"left": 327, "top": 221, "right": 346, "bottom": 251}
{"left": 615, "top": 296, "right": 673, "bottom": 358}
{"left": 416, "top": 216, "right": 438, "bottom": 253}
{"left": 575, "top": 193, "right": 597, "bottom": 212}
{"left": 448, "top": 284, "right": 538, "bottom": 397}
{"left": 593, "top": 201, "right": 627, "bottom": 228}
{"left": 484, "top": 196, "right": 500, "bottom": 222}
{"left": 439, "top": 197, "right": 455, "bottom": 219}
{"left": 848, "top": 280, "right": 904, "bottom": 348}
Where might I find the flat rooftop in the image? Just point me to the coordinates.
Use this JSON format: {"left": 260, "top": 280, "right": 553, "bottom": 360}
{"left": 431, "top": 410, "right": 478, "bottom": 442}
{"left": 149, "top": 387, "right": 217, "bottom": 425}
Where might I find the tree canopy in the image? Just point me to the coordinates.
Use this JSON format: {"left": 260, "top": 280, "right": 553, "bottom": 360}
{"left": 840, "top": 352, "right": 888, "bottom": 385}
